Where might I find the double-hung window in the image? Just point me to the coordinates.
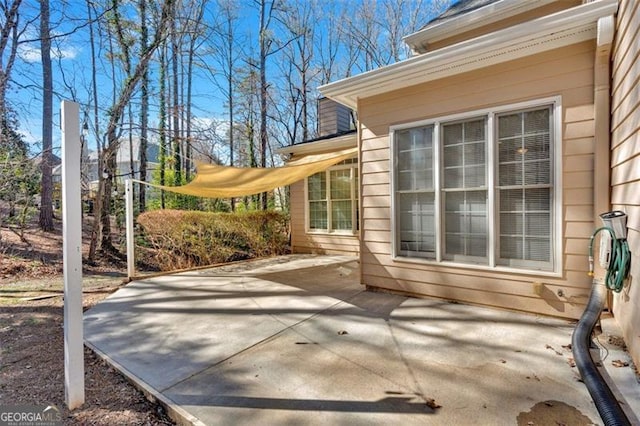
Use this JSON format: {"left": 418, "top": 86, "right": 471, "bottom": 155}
{"left": 307, "top": 159, "right": 358, "bottom": 234}
{"left": 392, "top": 100, "right": 557, "bottom": 272}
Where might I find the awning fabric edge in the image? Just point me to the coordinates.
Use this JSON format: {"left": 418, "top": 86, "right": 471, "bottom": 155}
{"left": 134, "top": 146, "right": 358, "bottom": 198}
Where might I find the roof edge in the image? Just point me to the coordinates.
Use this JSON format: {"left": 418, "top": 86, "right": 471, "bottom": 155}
{"left": 320, "top": 0, "right": 618, "bottom": 109}
{"left": 403, "top": 0, "right": 557, "bottom": 54}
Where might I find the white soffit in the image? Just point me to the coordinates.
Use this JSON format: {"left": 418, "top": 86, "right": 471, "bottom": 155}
{"left": 320, "top": 0, "right": 618, "bottom": 109}
{"left": 276, "top": 133, "right": 357, "bottom": 156}
{"left": 403, "top": 0, "right": 558, "bottom": 54}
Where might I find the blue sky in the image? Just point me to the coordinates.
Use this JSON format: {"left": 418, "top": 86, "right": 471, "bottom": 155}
{"left": 9, "top": 0, "right": 451, "bottom": 159}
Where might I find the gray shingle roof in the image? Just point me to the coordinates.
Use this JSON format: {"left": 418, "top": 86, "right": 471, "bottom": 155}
{"left": 425, "top": 0, "right": 501, "bottom": 28}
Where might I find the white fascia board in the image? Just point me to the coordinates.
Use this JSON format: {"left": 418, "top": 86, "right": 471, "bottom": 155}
{"left": 276, "top": 133, "right": 357, "bottom": 157}
{"left": 403, "top": 0, "right": 557, "bottom": 53}
{"left": 321, "top": 0, "right": 618, "bottom": 109}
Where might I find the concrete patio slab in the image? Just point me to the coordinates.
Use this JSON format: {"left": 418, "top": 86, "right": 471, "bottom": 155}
{"left": 84, "top": 255, "right": 640, "bottom": 425}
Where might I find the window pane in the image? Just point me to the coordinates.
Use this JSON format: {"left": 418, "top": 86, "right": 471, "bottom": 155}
{"left": 396, "top": 126, "right": 434, "bottom": 190}
{"left": 444, "top": 190, "right": 487, "bottom": 259}
{"left": 498, "top": 188, "right": 551, "bottom": 264}
{"left": 332, "top": 200, "right": 352, "bottom": 230}
{"left": 498, "top": 107, "right": 551, "bottom": 187}
{"left": 330, "top": 169, "right": 351, "bottom": 199}
{"left": 524, "top": 108, "right": 550, "bottom": 133}
{"left": 309, "top": 201, "right": 327, "bottom": 230}
{"left": 398, "top": 192, "right": 435, "bottom": 258}
{"left": 443, "top": 118, "right": 486, "bottom": 188}
{"left": 308, "top": 172, "right": 326, "bottom": 201}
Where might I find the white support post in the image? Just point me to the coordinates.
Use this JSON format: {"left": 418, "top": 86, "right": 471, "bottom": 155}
{"left": 61, "top": 100, "right": 85, "bottom": 409}
{"left": 125, "top": 179, "right": 135, "bottom": 278}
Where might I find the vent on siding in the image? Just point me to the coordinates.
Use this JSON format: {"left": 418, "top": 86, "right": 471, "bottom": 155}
{"left": 318, "top": 97, "right": 355, "bottom": 137}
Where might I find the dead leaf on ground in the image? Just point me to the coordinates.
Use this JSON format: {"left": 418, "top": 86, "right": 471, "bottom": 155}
{"left": 545, "top": 344, "right": 563, "bottom": 356}
{"left": 337, "top": 330, "right": 348, "bottom": 335}
{"left": 425, "top": 398, "right": 441, "bottom": 409}
{"left": 612, "top": 359, "right": 629, "bottom": 368}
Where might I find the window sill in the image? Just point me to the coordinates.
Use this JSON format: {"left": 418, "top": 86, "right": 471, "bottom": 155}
{"left": 390, "top": 255, "right": 563, "bottom": 278}
{"left": 306, "top": 230, "right": 359, "bottom": 237}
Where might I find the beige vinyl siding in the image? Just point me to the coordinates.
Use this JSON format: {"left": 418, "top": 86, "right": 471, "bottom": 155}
{"left": 357, "top": 42, "right": 596, "bottom": 319}
{"left": 611, "top": 0, "right": 640, "bottom": 367}
{"left": 289, "top": 179, "right": 359, "bottom": 255}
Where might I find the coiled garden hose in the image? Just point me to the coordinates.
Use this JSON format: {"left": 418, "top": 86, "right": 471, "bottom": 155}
{"left": 588, "top": 227, "right": 631, "bottom": 292}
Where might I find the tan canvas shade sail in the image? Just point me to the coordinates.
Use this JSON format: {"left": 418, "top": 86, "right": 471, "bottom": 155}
{"left": 140, "top": 146, "right": 358, "bottom": 198}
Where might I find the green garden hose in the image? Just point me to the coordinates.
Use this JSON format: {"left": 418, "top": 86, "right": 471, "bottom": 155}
{"left": 588, "top": 226, "right": 631, "bottom": 292}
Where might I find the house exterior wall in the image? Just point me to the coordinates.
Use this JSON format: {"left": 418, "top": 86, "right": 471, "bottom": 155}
{"left": 427, "top": 1, "right": 582, "bottom": 52}
{"left": 357, "top": 41, "right": 597, "bottom": 319}
{"left": 290, "top": 178, "right": 359, "bottom": 255}
{"left": 611, "top": 0, "right": 640, "bottom": 366}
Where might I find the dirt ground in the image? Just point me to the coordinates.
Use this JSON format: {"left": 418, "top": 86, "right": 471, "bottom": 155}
{"left": 1, "top": 217, "right": 175, "bottom": 425}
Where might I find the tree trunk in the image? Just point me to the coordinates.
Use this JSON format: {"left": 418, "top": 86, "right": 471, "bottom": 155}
{"left": 159, "top": 41, "right": 167, "bottom": 209}
{"left": 228, "top": 48, "right": 235, "bottom": 210}
{"left": 171, "top": 9, "right": 181, "bottom": 186}
{"left": 138, "top": 0, "right": 149, "bottom": 212}
{"left": 87, "top": 0, "right": 102, "bottom": 263}
{"left": 0, "top": 0, "right": 22, "bottom": 126}
{"left": 38, "top": 0, "right": 54, "bottom": 232}
{"left": 259, "top": 0, "right": 268, "bottom": 210}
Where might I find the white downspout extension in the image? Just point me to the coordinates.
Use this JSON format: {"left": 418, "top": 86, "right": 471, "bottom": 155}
{"left": 593, "top": 15, "right": 614, "bottom": 283}
{"left": 125, "top": 179, "right": 135, "bottom": 279}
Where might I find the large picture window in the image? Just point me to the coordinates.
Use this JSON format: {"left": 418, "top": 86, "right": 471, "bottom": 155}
{"left": 307, "top": 159, "right": 358, "bottom": 234}
{"left": 392, "top": 101, "right": 557, "bottom": 271}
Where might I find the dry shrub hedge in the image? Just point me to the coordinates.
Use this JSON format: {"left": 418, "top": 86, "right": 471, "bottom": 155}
{"left": 136, "top": 209, "right": 289, "bottom": 271}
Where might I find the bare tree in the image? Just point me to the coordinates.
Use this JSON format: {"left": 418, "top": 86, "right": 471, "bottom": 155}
{"left": 0, "top": 0, "right": 22, "bottom": 125}
{"left": 89, "top": 0, "right": 174, "bottom": 260}
{"left": 208, "top": 0, "right": 242, "bottom": 209}
{"left": 316, "top": 1, "right": 342, "bottom": 85}
{"left": 257, "top": 0, "right": 270, "bottom": 210}
{"left": 170, "top": 1, "right": 181, "bottom": 186}
{"left": 275, "top": 0, "right": 318, "bottom": 146}
{"left": 38, "top": 0, "right": 54, "bottom": 231}
{"left": 138, "top": 0, "right": 149, "bottom": 212}
{"left": 183, "top": 0, "right": 206, "bottom": 182}
{"left": 158, "top": 39, "right": 168, "bottom": 209}
{"left": 255, "top": 0, "right": 295, "bottom": 209}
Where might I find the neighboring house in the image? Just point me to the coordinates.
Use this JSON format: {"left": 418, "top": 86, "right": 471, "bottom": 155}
{"left": 284, "top": 0, "right": 640, "bottom": 366}
{"left": 53, "top": 136, "right": 160, "bottom": 197}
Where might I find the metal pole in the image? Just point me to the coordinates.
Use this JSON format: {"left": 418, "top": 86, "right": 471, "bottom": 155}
{"left": 125, "top": 179, "right": 135, "bottom": 278}
{"left": 61, "top": 100, "right": 85, "bottom": 409}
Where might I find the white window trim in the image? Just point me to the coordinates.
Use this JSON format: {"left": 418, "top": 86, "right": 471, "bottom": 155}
{"left": 390, "top": 96, "right": 563, "bottom": 277}
{"left": 304, "top": 160, "right": 359, "bottom": 236}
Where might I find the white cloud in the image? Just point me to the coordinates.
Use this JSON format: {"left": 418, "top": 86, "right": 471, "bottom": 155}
{"left": 18, "top": 45, "right": 41, "bottom": 63}
{"left": 53, "top": 45, "right": 80, "bottom": 60}
{"left": 18, "top": 44, "right": 80, "bottom": 63}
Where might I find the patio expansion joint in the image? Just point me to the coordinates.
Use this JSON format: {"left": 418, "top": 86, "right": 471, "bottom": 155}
{"left": 158, "top": 288, "right": 368, "bottom": 394}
